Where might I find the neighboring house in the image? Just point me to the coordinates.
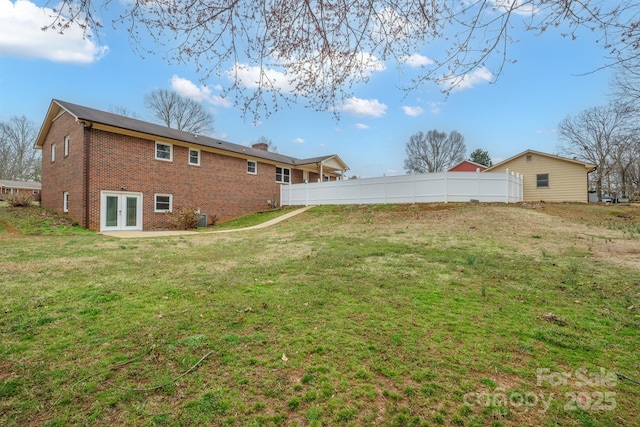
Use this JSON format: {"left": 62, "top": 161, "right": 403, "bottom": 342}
{"left": 485, "top": 149, "right": 596, "bottom": 202}
{"left": 448, "top": 160, "right": 488, "bottom": 172}
{"left": 0, "top": 180, "right": 41, "bottom": 199}
{"left": 34, "top": 99, "right": 348, "bottom": 231}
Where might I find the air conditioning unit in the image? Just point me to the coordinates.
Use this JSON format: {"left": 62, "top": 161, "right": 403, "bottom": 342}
{"left": 197, "top": 214, "right": 207, "bottom": 228}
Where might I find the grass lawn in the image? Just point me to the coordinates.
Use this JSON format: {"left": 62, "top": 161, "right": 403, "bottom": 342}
{"left": 0, "top": 202, "right": 638, "bottom": 426}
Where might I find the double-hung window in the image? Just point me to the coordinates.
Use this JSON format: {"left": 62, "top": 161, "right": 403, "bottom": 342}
{"left": 155, "top": 142, "right": 173, "bottom": 161}
{"left": 154, "top": 194, "right": 172, "bottom": 212}
{"left": 276, "top": 166, "right": 290, "bottom": 183}
{"left": 189, "top": 148, "right": 200, "bottom": 166}
{"left": 247, "top": 160, "right": 257, "bottom": 174}
{"left": 536, "top": 173, "right": 549, "bottom": 188}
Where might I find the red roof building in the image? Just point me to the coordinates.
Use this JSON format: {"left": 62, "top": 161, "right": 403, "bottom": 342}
{"left": 448, "top": 160, "right": 488, "bottom": 172}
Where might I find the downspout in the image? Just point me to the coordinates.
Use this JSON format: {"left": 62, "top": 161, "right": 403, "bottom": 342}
{"left": 81, "top": 121, "right": 93, "bottom": 229}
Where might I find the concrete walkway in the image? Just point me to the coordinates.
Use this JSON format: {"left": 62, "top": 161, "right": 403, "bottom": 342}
{"left": 101, "top": 206, "right": 312, "bottom": 239}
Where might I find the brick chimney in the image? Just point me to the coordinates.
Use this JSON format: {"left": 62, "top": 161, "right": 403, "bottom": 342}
{"left": 252, "top": 142, "right": 269, "bottom": 151}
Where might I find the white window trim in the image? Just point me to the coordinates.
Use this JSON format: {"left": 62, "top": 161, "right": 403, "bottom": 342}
{"left": 63, "top": 191, "right": 69, "bottom": 212}
{"left": 276, "top": 166, "right": 291, "bottom": 183}
{"left": 155, "top": 142, "right": 173, "bottom": 162}
{"left": 64, "top": 136, "right": 70, "bottom": 157}
{"left": 247, "top": 160, "right": 257, "bottom": 175}
{"left": 154, "top": 193, "right": 173, "bottom": 212}
{"left": 188, "top": 148, "right": 201, "bottom": 166}
{"left": 51, "top": 143, "right": 56, "bottom": 162}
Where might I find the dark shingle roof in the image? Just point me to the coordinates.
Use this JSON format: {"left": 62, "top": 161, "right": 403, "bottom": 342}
{"left": 52, "top": 100, "right": 344, "bottom": 168}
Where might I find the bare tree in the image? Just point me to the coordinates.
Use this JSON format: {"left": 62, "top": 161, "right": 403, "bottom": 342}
{"left": 404, "top": 130, "right": 466, "bottom": 173}
{"left": 557, "top": 103, "right": 635, "bottom": 200}
{"left": 0, "top": 116, "right": 41, "bottom": 181}
{"left": 610, "top": 136, "right": 640, "bottom": 198}
{"left": 145, "top": 90, "right": 214, "bottom": 134}
{"left": 43, "top": 1, "right": 640, "bottom": 119}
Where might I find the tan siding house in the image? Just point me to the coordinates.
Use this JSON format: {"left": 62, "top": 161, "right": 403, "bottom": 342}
{"left": 485, "top": 150, "right": 596, "bottom": 202}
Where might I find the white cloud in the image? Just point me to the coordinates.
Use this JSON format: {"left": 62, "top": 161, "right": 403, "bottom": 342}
{"left": 402, "top": 106, "right": 424, "bottom": 117}
{"left": 341, "top": 97, "right": 387, "bottom": 118}
{"left": 428, "top": 102, "right": 441, "bottom": 114}
{"left": 355, "top": 123, "right": 369, "bottom": 129}
{"left": 292, "top": 138, "right": 304, "bottom": 144}
{"left": 0, "top": 0, "right": 107, "bottom": 63}
{"left": 230, "top": 51, "right": 384, "bottom": 94}
{"left": 355, "top": 52, "right": 386, "bottom": 75}
{"left": 490, "top": 0, "right": 538, "bottom": 16}
{"left": 171, "top": 75, "right": 232, "bottom": 108}
{"left": 440, "top": 67, "right": 493, "bottom": 92}
{"left": 228, "top": 63, "right": 295, "bottom": 93}
{"left": 402, "top": 53, "right": 434, "bottom": 67}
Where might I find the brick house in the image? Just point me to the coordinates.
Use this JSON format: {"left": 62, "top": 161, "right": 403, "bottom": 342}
{"left": 0, "top": 180, "right": 41, "bottom": 199}
{"left": 34, "top": 100, "right": 348, "bottom": 231}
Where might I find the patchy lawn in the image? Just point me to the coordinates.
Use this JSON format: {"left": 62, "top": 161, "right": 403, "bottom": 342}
{"left": 0, "top": 202, "right": 638, "bottom": 426}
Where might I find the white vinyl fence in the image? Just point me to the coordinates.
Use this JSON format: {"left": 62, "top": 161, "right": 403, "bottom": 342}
{"left": 281, "top": 170, "right": 523, "bottom": 206}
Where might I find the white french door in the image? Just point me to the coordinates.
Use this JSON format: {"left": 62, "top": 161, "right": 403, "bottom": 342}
{"left": 100, "top": 191, "right": 143, "bottom": 231}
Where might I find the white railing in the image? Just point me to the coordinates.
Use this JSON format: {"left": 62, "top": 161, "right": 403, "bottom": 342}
{"left": 281, "top": 170, "right": 523, "bottom": 206}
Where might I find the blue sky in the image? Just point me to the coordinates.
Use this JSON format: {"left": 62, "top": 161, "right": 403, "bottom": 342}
{"left": 0, "top": 0, "right": 616, "bottom": 178}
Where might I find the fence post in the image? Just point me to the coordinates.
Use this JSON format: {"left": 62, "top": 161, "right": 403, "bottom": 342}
{"left": 476, "top": 168, "right": 481, "bottom": 201}
{"left": 505, "top": 168, "right": 510, "bottom": 204}
{"left": 444, "top": 170, "right": 448, "bottom": 203}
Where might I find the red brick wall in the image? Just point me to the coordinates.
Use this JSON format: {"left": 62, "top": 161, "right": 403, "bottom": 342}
{"left": 40, "top": 113, "right": 86, "bottom": 227}
{"left": 41, "top": 120, "right": 319, "bottom": 231}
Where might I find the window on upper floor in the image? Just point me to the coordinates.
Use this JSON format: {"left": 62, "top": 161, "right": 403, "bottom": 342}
{"left": 154, "top": 194, "right": 173, "bottom": 212}
{"left": 155, "top": 142, "right": 173, "bottom": 161}
{"left": 247, "top": 160, "right": 257, "bottom": 174}
{"left": 536, "top": 173, "right": 549, "bottom": 188}
{"left": 51, "top": 143, "right": 56, "bottom": 162}
{"left": 276, "top": 166, "right": 290, "bottom": 183}
{"left": 64, "top": 135, "right": 70, "bottom": 157}
{"left": 189, "top": 148, "right": 200, "bottom": 166}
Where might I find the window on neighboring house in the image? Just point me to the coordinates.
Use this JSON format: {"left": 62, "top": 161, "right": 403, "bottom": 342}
{"left": 189, "top": 148, "right": 200, "bottom": 166}
{"left": 276, "top": 166, "right": 290, "bottom": 183}
{"left": 536, "top": 173, "right": 549, "bottom": 188}
{"left": 154, "top": 194, "right": 172, "bottom": 212}
{"left": 63, "top": 191, "right": 69, "bottom": 212}
{"left": 247, "top": 160, "right": 257, "bottom": 174}
{"left": 64, "top": 135, "right": 70, "bottom": 157}
{"left": 51, "top": 143, "right": 56, "bottom": 162}
{"left": 155, "top": 142, "right": 173, "bottom": 161}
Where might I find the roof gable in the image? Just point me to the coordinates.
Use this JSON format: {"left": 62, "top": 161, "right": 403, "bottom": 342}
{"left": 485, "top": 149, "right": 596, "bottom": 172}
{"left": 449, "top": 160, "right": 488, "bottom": 171}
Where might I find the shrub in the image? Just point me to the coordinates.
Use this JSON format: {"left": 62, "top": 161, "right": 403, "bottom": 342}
{"left": 167, "top": 205, "right": 199, "bottom": 230}
{"left": 5, "top": 193, "right": 34, "bottom": 207}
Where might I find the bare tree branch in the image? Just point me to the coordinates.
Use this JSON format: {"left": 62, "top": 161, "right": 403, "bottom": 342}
{"left": 42, "top": 1, "right": 640, "bottom": 119}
